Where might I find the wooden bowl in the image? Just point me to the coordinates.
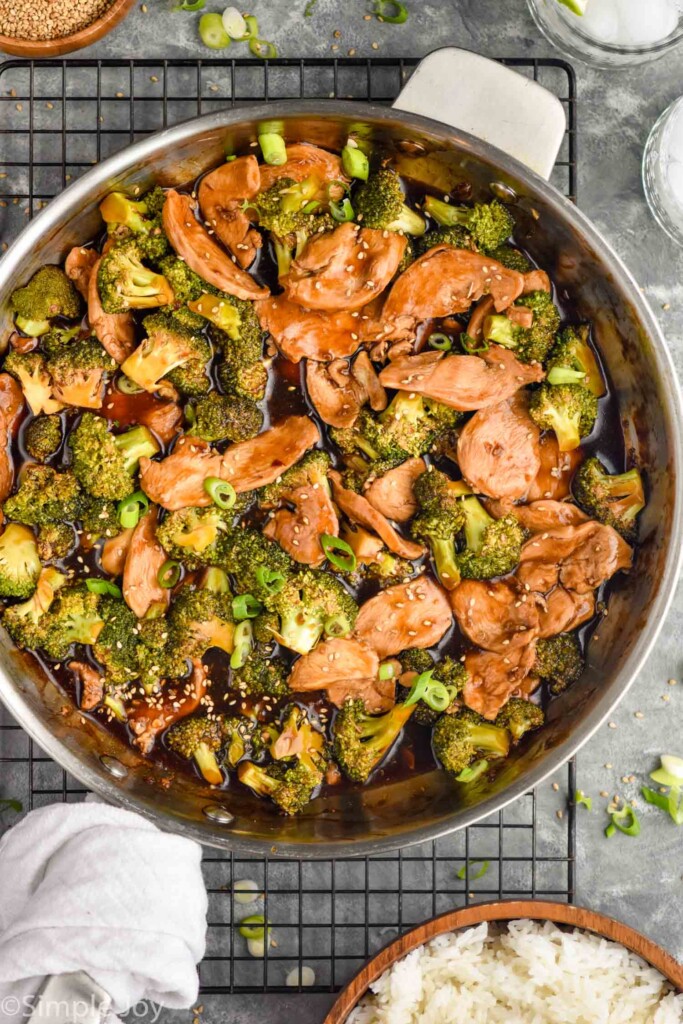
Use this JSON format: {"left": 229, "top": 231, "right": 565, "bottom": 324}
{"left": 0, "top": 0, "right": 137, "bottom": 58}
{"left": 324, "top": 899, "right": 683, "bottom": 1024}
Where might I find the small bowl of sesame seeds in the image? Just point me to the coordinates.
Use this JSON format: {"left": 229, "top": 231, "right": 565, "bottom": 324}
{"left": 0, "top": 0, "right": 137, "bottom": 58}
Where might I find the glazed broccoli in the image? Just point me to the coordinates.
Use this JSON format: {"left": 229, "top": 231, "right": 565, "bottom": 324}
{"left": 573, "top": 456, "right": 645, "bottom": 543}
{"left": 166, "top": 715, "right": 224, "bottom": 785}
{"left": 455, "top": 496, "right": 526, "bottom": 580}
{"left": 248, "top": 177, "right": 336, "bottom": 277}
{"left": 189, "top": 391, "right": 262, "bottom": 444}
{"left": 270, "top": 704, "right": 328, "bottom": 777}
{"left": 231, "top": 645, "right": 289, "bottom": 699}
{"left": 333, "top": 698, "right": 414, "bottom": 783}
{"left": 121, "top": 311, "right": 211, "bottom": 398}
{"left": 238, "top": 759, "right": 321, "bottom": 815}
{"left": 260, "top": 450, "right": 331, "bottom": 507}
{"left": 354, "top": 169, "right": 426, "bottom": 235}
{"left": 483, "top": 290, "right": 560, "bottom": 364}
{"left": 80, "top": 495, "right": 121, "bottom": 540}
{"left": 342, "top": 525, "right": 414, "bottom": 588}
{"left": 411, "top": 469, "right": 468, "bottom": 589}
{"left": 41, "top": 324, "right": 82, "bottom": 357}
{"left": 4, "top": 465, "right": 81, "bottom": 527}
{"left": 528, "top": 382, "right": 598, "bottom": 453}
{"left": 0, "top": 524, "right": 42, "bottom": 599}
{"left": 223, "top": 527, "right": 296, "bottom": 608}
{"left": 24, "top": 415, "right": 62, "bottom": 462}
{"left": 423, "top": 196, "right": 514, "bottom": 254}
{"left": 97, "top": 239, "right": 175, "bottom": 314}
{"left": 495, "top": 698, "right": 545, "bottom": 740}
{"left": 47, "top": 337, "right": 117, "bottom": 409}
{"left": 188, "top": 292, "right": 241, "bottom": 337}
{"left": 214, "top": 302, "right": 267, "bottom": 403}
{"left": 155, "top": 255, "right": 206, "bottom": 306}
{"left": 39, "top": 584, "right": 105, "bottom": 661}
{"left": 37, "top": 522, "right": 75, "bottom": 561}
{"left": 432, "top": 708, "right": 511, "bottom": 778}
{"left": 4, "top": 351, "right": 63, "bottom": 417}
{"left": 414, "top": 224, "right": 474, "bottom": 257}
{"left": 2, "top": 566, "right": 66, "bottom": 647}
{"left": 268, "top": 570, "right": 359, "bottom": 655}
{"left": 92, "top": 597, "right": 140, "bottom": 685}
{"left": 534, "top": 633, "right": 584, "bottom": 694}
{"left": 221, "top": 715, "right": 258, "bottom": 768}
{"left": 10, "top": 266, "right": 80, "bottom": 336}
{"left": 546, "top": 324, "right": 606, "bottom": 397}
{"left": 397, "top": 235, "right": 416, "bottom": 273}
{"left": 69, "top": 413, "right": 159, "bottom": 500}
{"left": 156, "top": 506, "right": 232, "bottom": 570}
{"left": 169, "top": 568, "right": 235, "bottom": 661}
{"left": 99, "top": 186, "right": 169, "bottom": 261}
{"left": 486, "top": 245, "right": 532, "bottom": 272}
{"left": 136, "top": 612, "right": 189, "bottom": 693}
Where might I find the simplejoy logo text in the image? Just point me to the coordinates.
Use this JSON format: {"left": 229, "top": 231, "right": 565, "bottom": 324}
{"left": 0, "top": 994, "right": 164, "bottom": 1022}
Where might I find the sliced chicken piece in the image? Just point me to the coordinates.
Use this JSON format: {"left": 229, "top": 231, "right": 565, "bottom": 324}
{"left": 139, "top": 437, "right": 222, "bottom": 512}
{"left": 122, "top": 506, "right": 171, "bottom": 618}
{"left": 88, "top": 257, "right": 136, "bottom": 364}
{"left": 537, "top": 586, "right": 595, "bottom": 639}
{"left": 523, "top": 269, "right": 551, "bottom": 294}
{"left": 256, "top": 296, "right": 362, "bottom": 363}
{"left": 457, "top": 395, "right": 541, "bottom": 500}
{"left": 264, "top": 484, "right": 338, "bottom": 567}
{"left": 463, "top": 644, "right": 538, "bottom": 720}
{"left": 65, "top": 245, "right": 98, "bottom": 299}
{"left": 378, "top": 345, "right": 544, "bottom": 412}
{"left": 68, "top": 660, "right": 105, "bottom": 711}
{"left": 340, "top": 523, "right": 385, "bottom": 564}
{"left": 289, "top": 636, "right": 394, "bottom": 711}
{"left": 198, "top": 156, "right": 262, "bottom": 269}
{"left": 326, "top": 676, "right": 396, "bottom": 713}
{"left": 104, "top": 387, "right": 183, "bottom": 445}
{"left": 382, "top": 247, "right": 525, "bottom": 323}
{"left": 517, "top": 521, "right": 632, "bottom": 595}
{"left": 486, "top": 498, "right": 589, "bottom": 533}
{"left": 258, "top": 143, "right": 348, "bottom": 201}
{"left": 450, "top": 579, "right": 539, "bottom": 654}
{"left": 128, "top": 659, "right": 207, "bottom": 755}
{"left": 0, "top": 415, "right": 13, "bottom": 504}
{"left": 0, "top": 373, "right": 24, "bottom": 430}
{"left": 466, "top": 295, "right": 495, "bottom": 341}
{"left": 306, "top": 359, "right": 361, "bottom": 428}
{"left": 507, "top": 304, "right": 534, "bottom": 329}
{"left": 282, "top": 222, "right": 407, "bottom": 312}
{"left": 352, "top": 350, "right": 387, "bottom": 412}
{"left": 364, "top": 457, "right": 425, "bottom": 523}
{"left": 162, "top": 189, "right": 268, "bottom": 301}
{"left": 527, "top": 435, "right": 582, "bottom": 502}
{"left": 220, "top": 415, "right": 321, "bottom": 493}
{"left": 354, "top": 578, "right": 452, "bottom": 659}
{"left": 100, "top": 527, "right": 135, "bottom": 577}
{"left": 330, "top": 470, "right": 424, "bottom": 560}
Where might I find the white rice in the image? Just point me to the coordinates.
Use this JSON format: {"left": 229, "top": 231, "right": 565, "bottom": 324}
{"left": 349, "top": 919, "right": 683, "bottom": 1024}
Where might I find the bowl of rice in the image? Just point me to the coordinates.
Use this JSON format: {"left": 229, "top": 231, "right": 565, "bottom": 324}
{"left": 0, "top": 0, "right": 137, "bottom": 58}
{"left": 326, "top": 901, "right": 683, "bottom": 1024}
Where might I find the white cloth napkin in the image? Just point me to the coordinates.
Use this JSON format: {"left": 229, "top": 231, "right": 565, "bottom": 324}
{"left": 0, "top": 802, "right": 208, "bottom": 1022}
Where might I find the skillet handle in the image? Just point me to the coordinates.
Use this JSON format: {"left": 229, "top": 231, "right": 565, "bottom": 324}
{"left": 392, "top": 47, "right": 567, "bottom": 180}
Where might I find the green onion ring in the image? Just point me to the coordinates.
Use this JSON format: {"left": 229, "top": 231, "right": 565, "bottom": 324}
{"left": 184, "top": 403, "right": 197, "bottom": 428}
{"left": 403, "top": 669, "right": 433, "bottom": 707}
{"left": 373, "top": 0, "right": 408, "bottom": 23}
{"left": 232, "top": 593, "right": 262, "bottom": 620}
{"left": 204, "top": 476, "right": 237, "bottom": 509}
{"left": 320, "top": 534, "right": 357, "bottom": 572}
{"left": 378, "top": 662, "right": 395, "bottom": 681}
{"left": 238, "top": 913, "right": 268, "bottom": 940}
{"left": 86, "top": 578, "right": 122, "bottom": 599}
{"left": 330, "top": 197, "right": 355, "bottom": 222}
{"left": 460, "top": 333, "right": 489, "bottom": 354}
{"left": 198, "top": 12, "right": 231, "bottom": 49}
{"left": 230, "top": 620, "right": 253, "bottom": 669}
{"left": 117, "top": 374, "right": 144, "bottom": 395}
{"left": 117, "top": 490, "right": 149, "bottom": 529}
{"left": 341, "top": 144, "right": 369, "bottom": 181}
{"left": 157, "top": 560, "right": 181, "bottom": 589}
{"left": 258, "top": 131, "right": 287, "bottom": 165}
{"left": 404, "top": 670, "right": 453, "bottom": 711}
{"left": 427, "top": 332, "right": 452, "bottom": 351}
{"left": 605, "top": 804, "right": 640, "bottom": 837}
{"left": 175, "top": 0, "right": 205, "bottom": 9}
{"left": 255, "top": 566, "right": 285, "bottom": 595}
{"left": 324, "top": 613, "right": 352, "bottom": 638}
{"left": 250, "top": 38, "right": 278, "bottom": 59}
{"left": 243, "top": 13, "right": 258, "bottom": 35}
{"left": 455, "top": 759, "right": 489, "bottom": 783}
{"left": 456, "top": 859, "right": 489, "bottom": 880}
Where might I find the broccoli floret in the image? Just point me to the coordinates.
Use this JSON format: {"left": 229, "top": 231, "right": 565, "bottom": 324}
{"left": 156, "top": 254, "right": 206, "bottom": 306}
{"left": 41, "top": 325, "right": 82, "bottom": 358}
{"left": 136, "top": 612, "right": 189, "bottom": 694}
{"left": 120, "top": 311, "right": 211, "bottom": 398}
{"left": 260, "top": 451, "right": 331, "bottom": 507}
{"left": 354, "top": 169, "right": 426, "bottom": 236}
{"left": 333, "top": 698, "right": 414, "bottom": 783}
{"left": 238, "top": 759, "right": 321, "bottom": 815}
{"left": 221, "top": 714, "right": 258, "bottom": 768}
{"left": 231, "top": 645, "right": 289, "bottom": 700}
{"left": 40, "top": 584, "right": 105, "bottom": 660}
{"left": 356, "top": 550, "right": 415, "bottom": 588}
{"left": 495, "top": 698, "right": 545, "bottom": 741}
{"left": 224, "top": 528, "right": 297, "bottom": 608}
{"left": 166, "top": 715, "right": 224, "bottom": 785}
{"left": 411, "top": 469, "right": 467, "bottom": 589}
{"left": 99, "top": 187, "right": 169, "bottom": 261}
{"left": 10, "top": 266, "right": 81, "bottom": 335}
{"left": 456, "top": 496, "right": 526, "bottom": 580}
{"left": 188, "top": 292, "right": 241, "bottom": 337}
{"left": 2, "top": 566, "right": 66, "bottom": 647}
{"left": 37, "top": 522, "right": 75, "bottom": 561}
{"left": 432, "top": 708, "right": 511, "bottom": 777}
{"left": 214, "top": 302, "right": 267, "bottom": 403}
{"left": 190, "top": 391, "right": 262, "bottom": 444}
{"left": 97, "top": 239, "right": 175, "bottom": 314}
{"left": 248, "top": 177, "right": 337, "bottom": 276}
{"left": 414, "top": 224, "right": 475, "bottom": 257}
{"left": 270, "top": 704, "right": 328, "bottom": 776}
{"left": 4, "top": 465, "right": 82, "bottom": 526}
{"left": 24, "top": 415, "right": 63, "bottom": 462}
{"left": 47, "top": 337, "right": 117, "bottom": 408}
{"left": 423, "top": 197, "right": 514, "bottom": 254}
{"left": 486, "top": 245, "right": 532, "bottom": 272}
{"left": 528, "top": 382, "right": 598, "bottom": 453}
{"left": 546, "top": 325, "right": 605, "bottom": 397}
{"left": 69, "top": 413, "right": 159, "bottom": 500}
{"left": 169, "top": 569, "right": 235, "bottom": 662}
{"left": 535, "top": 633, "right": 584, "bottom": 694}
{"left": 80, "top": 495, "right": 121, "bottom": 540}
{"left": 433, "top": 655, "right": 469, "bottom": 695}
{"left": 0, "top": 524, "right": 41, "bottom": 599}
{"left": 573, "top": 456, "right": 644, "bottom": 543}
{"left": 484, "top": 290, "right": 560, "bottom": 365}
{"left": 156, "top": 506, "right": 232, "bottom": 570}
{"left": 269, "top": 570, "right": 358, "bottom": 655}
{"left": 4, "top": 351, "right": 63, "bottom": 416}
{"left": 92, "top": 597, "right": 140, "bottom": 685}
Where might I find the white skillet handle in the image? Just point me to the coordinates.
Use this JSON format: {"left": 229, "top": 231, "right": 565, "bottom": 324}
{"left": 392, "top": 47, "right": 567, "bottom": 180}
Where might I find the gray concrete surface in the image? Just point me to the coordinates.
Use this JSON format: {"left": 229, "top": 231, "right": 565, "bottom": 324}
{"left": 3, "top": 1, "right": 683, "bottom": 1021}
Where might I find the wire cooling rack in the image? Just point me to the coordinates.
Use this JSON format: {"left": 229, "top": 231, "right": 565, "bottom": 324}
{"left": 0, "top": 55, "right": 577, "bottom": 995}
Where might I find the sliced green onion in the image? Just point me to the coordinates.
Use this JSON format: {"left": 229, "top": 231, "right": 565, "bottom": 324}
{"left": 250, "top": 38, "right": 278, "bottom": 59}
{"left": 403, "top": 669, "right": 432, "bottom": 707}
{"left": 330, "top": 197, "right": 355, "bottom": 222}
{"left": 259, "top": 131, "right": 287, "bottom": 166}
{"left": 547, "top": 366, "right": 587, "bottom": 386}
{"left": 184, "top": 403, "right": 197, "bottom": 428}
{"left": 642, "top": 784, "right": 683, "bottom": 825}
{"left": 379, "top": 662, "right": 395, "bottom": 681}
{"left": 650, "top": 767, "right": 683, "bottom": 788}
{"left": 255, "top": 566, "right": 285, "bottom": 595}
{"left": 404, "top": 670, "right": 451, "bottom": 711}
{"left": 642, "top": 786, "right": 671, "bottom": 813}
{"left": 104, "top": 694, "right": 127, "bottom": 722}
{"left": 304, "top": 0, "right": 318, "bottom": 13}
{"left": 461, "top": 333, "right": 489, "bottom": 354}
{"left": 158, "top": 560, "right": 181, "bottom": 589}
{"left": 117, "top": 375, "right": 144, "bottom": 395}
{"left": 324, "top": 613, "right": 352, "bottom": 638}
{"left": 427, "top": 332, "right": 452, "bottom": 351}
{"left": 198, "top": 12, "right": 231, "bottom": 49}
{"left": 574, "top": 789, "right": 592, "bottom": 811}
{"left": 320, "top": 534, "right": 357, "bottom": 572}
{"left": 244, "top": 13, "right": 258, "bottom": 35}
{"left": 221, "top": 5, "right": 247, "bottom": 37}
{"left": 605, "top": 822, "right": 616, "bottom": 838}
{"left": 341, "top": 144, "right": 369, "bottom": 181}
{"left": 456, "top": 860, "right": 489, "bottom": 881}
{"left": 238, "top": 913, "right": 269, "bottom": 940}
{"left": 605, "top": 804, "right": 640, "bottom": 838}
{"left": 455, "top": 759, "right": 489, "bottom": 783}
{"left": 373, "top": 0, "right": 408, "bottom": 23}
{"left": 302, "top": 199, "right": 321, "bottom": 214}
{"left": 174, "top": 0, "right": 205, "bottom": 9}
{"left": 86, "top": 579, "right": 122, "bottom": 599}
{"left": 117, "top": 490, "right": 149, "bottom": 529}
{"left": 233, "top": 878, "right": 262, "bottom": 904}
{"left": 231, "top": 620, "right": 253, "bottom": 669}
{"left": 204, "top": 476, "right": 236, "bottom": 509}
{"left": 232, "top": 593, "right": 262, "bottom": 620}
{"left": 661, "top": 754, "right": 683, "bottom": 778}
{"left": 0, "top": 798, "right": 22, "bottom": 813}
